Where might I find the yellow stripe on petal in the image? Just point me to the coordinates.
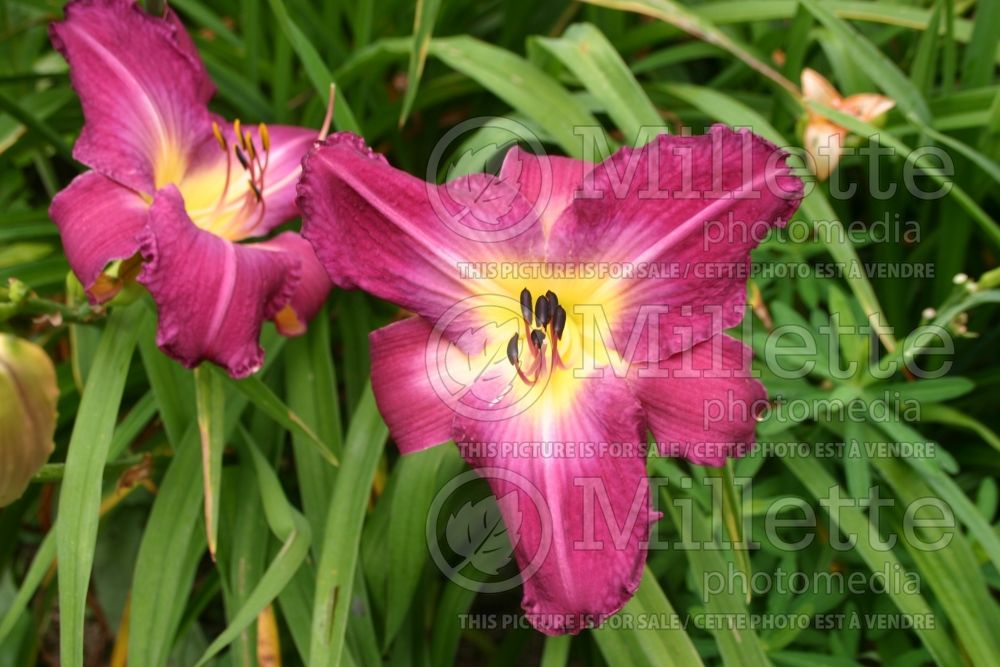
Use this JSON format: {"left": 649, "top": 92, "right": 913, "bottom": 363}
{"left": 153, "top": 140, "right": 189, "bottom": 191}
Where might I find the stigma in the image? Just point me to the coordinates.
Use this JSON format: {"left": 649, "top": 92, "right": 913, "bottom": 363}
{"left": 507, "top": 287, "right": 567, "bottom": 385}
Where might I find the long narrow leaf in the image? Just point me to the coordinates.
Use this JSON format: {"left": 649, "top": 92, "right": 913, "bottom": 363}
{"left": 310, "top": 384, "right": 388, "bottom": 667}
{"left": 56, "top": 303, "right": 145, "bottom": 667}
{"left": 535, "top": 23, "right": 663, "bottom": 142}
{"left": 195, "top": 365, "right": 226, "bottom": 559}
{"left": 193, "top": 428, "right": 312, "bottom": 666}
{"left": 399, "top": 0, "right": 443, "bottom": 125}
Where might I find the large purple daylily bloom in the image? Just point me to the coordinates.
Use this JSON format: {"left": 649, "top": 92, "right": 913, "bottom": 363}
{"left": 299, "top": 127, "right": 803, "bottom": 634}
{"left": 49, "top": 0, "right": 331, "bottom": 377}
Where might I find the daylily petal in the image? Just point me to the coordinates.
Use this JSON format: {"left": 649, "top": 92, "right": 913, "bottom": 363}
{"left": 49, "top": 171, "right": 148, "bottom": 304}
{"left": 50, "top": 0, "right": 215, "bottom": 194}
{"left": 840, "top": 93, "right": 895, "bottom": 123}
{"left": 163, "top": 7, "right": 213, "bottom": 102}
{"left": 370, "top": 317, "right": 457, "bottom": 453}
{"left": 801, "top": 67, "right": 841, "bottom": 106}
{"left": 498, "top": 146, "right": 590, "bottom": 239}
{"left": 137, "top": 186, "right": 297, "bottom": 378}
{"left": 299, "top": 133, "right": 544, "bottom": 329}
{"left": 260, "top": 232, "right": 333, "bottom": 337}
{"left": 452, "top": 373, "right": 650, "bottom": 635}
{"left": 550, "top": 126, "right": 802, "bottom": 364}
{"left": 629, "top": 334, "right": 765, "bottom": 466}
{"left": 182, "top": 122, "right": 317, "bottom": 240}
{"left": 803, "top": 119, "right": 847, "bottom": 182}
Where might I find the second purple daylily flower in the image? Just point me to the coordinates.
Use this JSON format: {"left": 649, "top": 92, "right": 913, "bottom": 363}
{"left": 299, "top": 126, "right": 803, "bottom": 634}
{"left": 49, "top": 0, "right": 331, "bottom": 377}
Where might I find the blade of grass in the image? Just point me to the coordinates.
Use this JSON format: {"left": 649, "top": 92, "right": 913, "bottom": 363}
{"left": 310, "top": 384, "right": 387, "bottom": 667}
{"left": 265, "top": 0, "right": 360, "bottom": 133}
{"left": 218, "top": 435, "right": 270, "bottom": 666}
{"left": 129, "top": 335, "right": 285, "bottom": 666}
{"left": 193, "top": 428, "right": 312, "bottom": 667}
{"left": 798, "top": 0, "right": 931, "bottom": 122}
{"left": 659, "top": 483, "right": 772, "bottom": 666}
{"left": 592, "top": 567, "right": 705, "bottom": 666}
{"left": 919, "top": 403, "right": 1000, "bottom": 454}
{"left": 579, "top": 0, "right": 799, "bottom": 97}
{"left": 916, "top": 122, "right": 1000, "bottom": 187}
{"left": 872, "top": 455, "right": 1000, "bottom": 666}
{"left": 809, "top": 100, "right": 1000, "bottom": 249}
{"left": 782, "top": 454, "right": 965, "bottom": 667}
{"left": 128, "top": 422, "right": 209, "bottom": 667}
{"left": 56, "top": 302, "right": 145, "bottom": 667}
{"left": 399, "top": 0, "right": 442, "bottom": 126}
{"left": 429, "top": 576, "right": 480, "bottom": 667}
{"left": 138, "top": 311, "right": 194, "bottom": 446}
{"left": 285, "top": 310, "right": 341, "bottom": 544}
{"left": 0, "top": 88, "right": 74, "bottom": 156}
{"left": 707, "top": 462, "right": 752, "bottom": 603}
{"left": 960, "top": 0, "right": 1000, "bottom": 88}
{"left": 534, "top": 22, "right": 663, "bottom": 143}
{"left": 195, "top": 365, "right": 225, "bottom": 560}
{"left": 541, "top": 636, "right": 572, "bottom": 667}
{"left": 909, "top": 0, "right": 942, "bottom": 96}
{"left": 224, "top": 372, "right": 339, "bottom": 466}
{"left": 169, "top": 0, "right": 243, "bottom": 48}
{"left": 874, "top": 416, "right": 1000, "bottom": 576}
{"left": 428, "top": 36, "right": 602, "bottom": 158}
{"left": 383, "top": 445, "right": 464, "bottom": 648}
{"left": 688, "top": 2, "right": 983, "bottom": 59}
{"left": 0, "top": 89, "right": 73, "bottom": 161}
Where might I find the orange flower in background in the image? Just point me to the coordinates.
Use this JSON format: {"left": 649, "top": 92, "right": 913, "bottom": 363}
{"left": 800, "top": 68, "right": 895, "bottom": 181}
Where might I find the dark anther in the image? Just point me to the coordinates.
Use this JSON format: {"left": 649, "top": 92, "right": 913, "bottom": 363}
{"left": 235, "top": 146, "right": 250, "bottom": 171}
{"left": 530, "top": 329, "right": 546, "bottom": 350}
{"left": 553, "top": 305, "right": 567, "bottom": 340}
{"left": 506, "top": 333, "right": 520, "bottom": 366}
{"left": 535, "top": 295, "right": 551, "bottom": 328}
{"left": 520, "top": 288, "right": 533, "bottom": 323}
{"left": 545, "top": 290, "right": 559, "bottom": 312}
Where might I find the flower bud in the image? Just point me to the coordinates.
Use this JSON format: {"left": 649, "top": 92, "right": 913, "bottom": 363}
{"left": 0, "top": 334, "right": 58, "bottom": 506}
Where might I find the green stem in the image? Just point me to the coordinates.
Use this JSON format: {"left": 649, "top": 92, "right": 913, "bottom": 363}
{"left": 0, "top": 291, "right": 104, "bottom": 325}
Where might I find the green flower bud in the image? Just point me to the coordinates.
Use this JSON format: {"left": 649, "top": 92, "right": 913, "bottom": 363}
{"left": 0, "top": 334, "right": 58, "bottom": 506}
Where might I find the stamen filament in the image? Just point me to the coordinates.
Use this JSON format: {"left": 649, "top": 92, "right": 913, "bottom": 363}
{"left": 210, "top": 124, "right": 234, "bottom": 219}
{"left": 514, "top": 363, "right": 535, "bottom": 386}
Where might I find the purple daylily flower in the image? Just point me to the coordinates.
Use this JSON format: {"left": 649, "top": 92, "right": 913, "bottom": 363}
{"left": 49, "top": 0, "right": 331, "bottom": 378}
{"left": 299, "top": 127, "right": 803, "bottom": 634}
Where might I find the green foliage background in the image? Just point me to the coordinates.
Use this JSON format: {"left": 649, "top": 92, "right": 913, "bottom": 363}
{"left": 1, "top": 0, "right": 999, "bottom": 665}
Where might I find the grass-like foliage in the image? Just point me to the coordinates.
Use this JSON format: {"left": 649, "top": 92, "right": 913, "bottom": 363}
{"left": 1, "top": 0, "right": 999, "bottom": 665}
